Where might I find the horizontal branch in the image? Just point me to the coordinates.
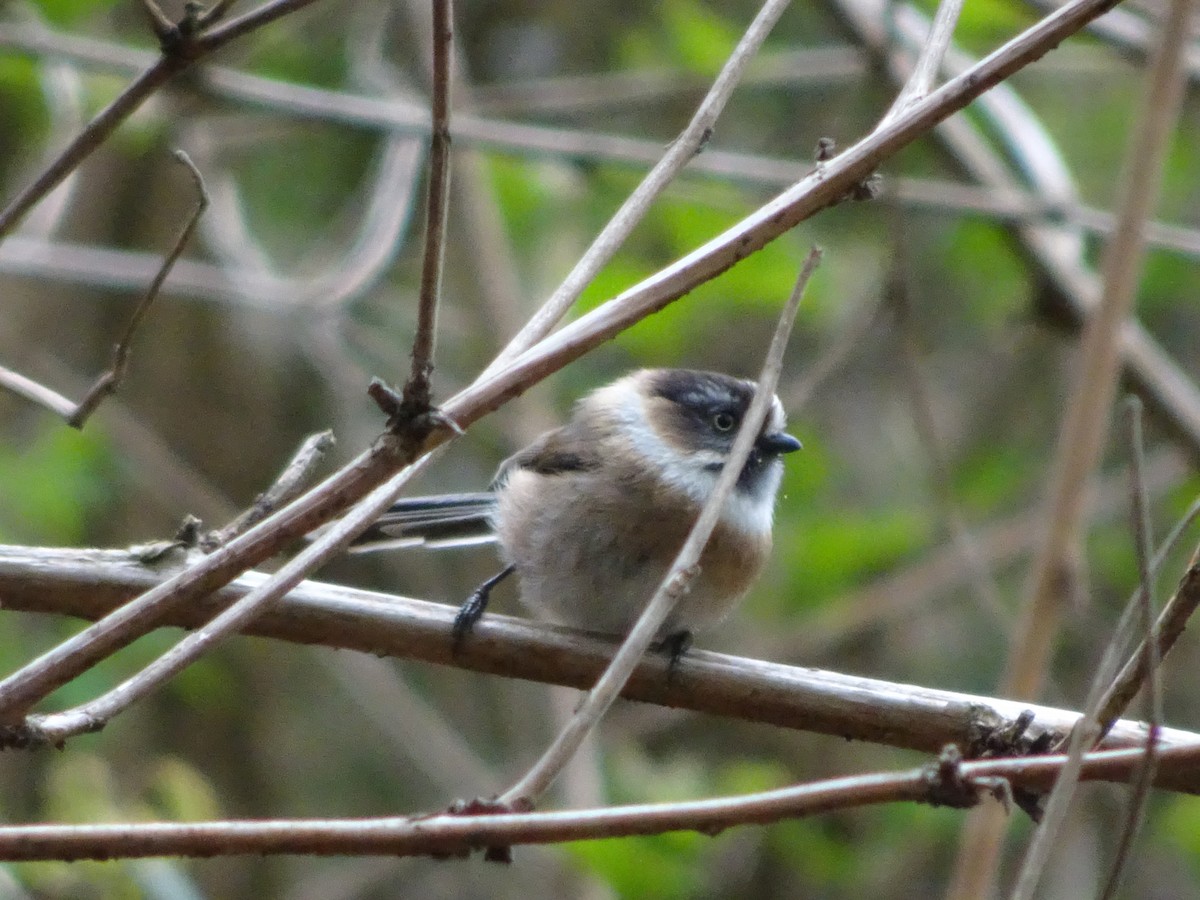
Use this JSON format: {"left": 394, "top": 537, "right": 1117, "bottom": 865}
{"left": 1, "top": 545, "right": 1197, "bottom": 792}
{"left": 0, "top": 744, "right": 1195, "bottom": 862}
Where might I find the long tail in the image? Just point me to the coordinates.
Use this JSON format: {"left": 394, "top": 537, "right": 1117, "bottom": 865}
{"left": 350, "top": 492, "right": 497, "bottom": 552}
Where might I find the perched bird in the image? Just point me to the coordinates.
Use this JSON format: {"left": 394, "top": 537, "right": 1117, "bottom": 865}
{"left": 358, "top": 368, "right": 801, "bottom": 649}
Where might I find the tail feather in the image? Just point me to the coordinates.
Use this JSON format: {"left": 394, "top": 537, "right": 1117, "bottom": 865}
{"left": 351, "top": 492, "right": 497, "bottom": 552}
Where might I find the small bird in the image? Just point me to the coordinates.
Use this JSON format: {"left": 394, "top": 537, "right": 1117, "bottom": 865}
{"left": 359, "top": 368, "right": 801, "bottom": 650}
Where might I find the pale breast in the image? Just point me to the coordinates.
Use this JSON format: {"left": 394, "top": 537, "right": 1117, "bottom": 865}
{"left": 494, "top": 465, "right": 771, "bottom": 635}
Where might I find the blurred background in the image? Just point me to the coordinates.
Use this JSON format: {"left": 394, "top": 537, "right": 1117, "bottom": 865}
{"left": 1, "top": 0, "right": 1200, "bottom": 896}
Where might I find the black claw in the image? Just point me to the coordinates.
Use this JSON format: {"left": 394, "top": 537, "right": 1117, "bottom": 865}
{"left": 654, "top": 629, "right": 693, "bottom": 678}
{"left": 452, "top": 565, "right": 515, "bottom": 650}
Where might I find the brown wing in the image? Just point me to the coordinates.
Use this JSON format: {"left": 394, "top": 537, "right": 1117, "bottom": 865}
{"left": 491, "top": 423, "right": 602, "bottom": 488}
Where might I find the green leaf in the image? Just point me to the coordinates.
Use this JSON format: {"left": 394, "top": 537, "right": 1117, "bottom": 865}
{"left": 660, "top": 0, "right": 738, "bottom": 76}
{"left": 0, "top": 423, "right": 114, "bottom": 544}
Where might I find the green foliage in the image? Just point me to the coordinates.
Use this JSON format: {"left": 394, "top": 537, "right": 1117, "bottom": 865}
{"left": 937, "top": 220, "right": 1030, "bottom": 329}
{"left": 145, "top": 757, "right": 222, "bottom": 821}
{"left": 0, "top": 56, "right": 51, "bottom": 158}
{"left": 1155, "top": 796, "right": 1200, "bottom": 875}
{"left": 27, "top": 0, "right": 115, "bottom": 27}
{"left": 786, "top": 507, "right": 929, "bottom": 602}
{"left": 951, "top": 444, "right": 1033, "bottom": 514}
{"left": 1140, "top": 248, "right": 1198, "bottom": 320}
{"left": 238, "top": 17, "right": 349, "bottom": 88}
{"left": 0, "top": 423, "right": 114, "bottom": 544}
{"left": 659, "top": 0, "right": 739, "bottom": 76}
{"left": 939, "top": 0, "right": 1034, "bottom": 49}
{"left": 567, "top": 832, "right": 706, "bottom": 900}
{"left": 231, "top": 128, "right": 379, "bottom": 264}
{"left": 615, "top": 0, "right": 738, "bottom": 75}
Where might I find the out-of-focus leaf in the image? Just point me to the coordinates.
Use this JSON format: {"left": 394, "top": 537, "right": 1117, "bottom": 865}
{"left": 660, "top": 0, "right": 738, "bottom": 76}
{"left": 0, "top": 423, "right": 114, "bottom": 544}
{"left": 27, "top": 0, "right": 113, "bottom": 27}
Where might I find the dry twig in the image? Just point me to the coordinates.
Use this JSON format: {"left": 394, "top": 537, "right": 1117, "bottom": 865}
{"left": 497, "top": 248, "right": 820, "bottom": 808}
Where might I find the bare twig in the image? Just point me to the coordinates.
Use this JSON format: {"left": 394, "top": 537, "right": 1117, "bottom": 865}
{"left": 0, "top": 435, "right": 423, "bottom": 726}
{"left": 403, "top": 0, "right": 453, "bottom": 412}
{"left": 0, "top": 0, "right": 328, "bottom": 240}
{"left": 1004, "top": 3, "right": 1195, "bottom": 892}
{"left": 483, "top": 0, "right": 795, "bottom": 374}
{"left": 1092, "top": 556, "right": 1200, "bottom": 739}
{"left": 0, "top": 362, "right": 76, "bottom": 418}
{"left": 0, "top": 744, "right": 1197, "bottom": 862}
{"left": 1097, "top": 397, "right": 1163, "bottom": 900}
{"left": 1009, "top": 593, "right": 1146, "bottom": 899}
{"left": 68, "top": 151, "right": 208, "bottom": 428}
{"left": 17, "top": 450, "right": 439, "bottom": 746}
{"left": 0, "top": 0, "right": 1138, "bottom": 740}
{"left": 195, "top": 0, "right": 241, "bottom": 31}
{"left": 880, "top": 0, "right": 966, "bottom": 125}
{"left": 137, "top": 0, "right": 177, "bottom": 42}
{"left": 0, "top": 152, "right": 208, "bottom": 425}
{"left": 1004, "top": 0, "right": 1193, "bottom": 704}
{"left": 5, "top": 543, "right": 1200, "bottom": 784}
{"left": 498, "top": 249, "right": 820, "bottom": 807}
{"left": 203, "top": 430, "right": 336, "bottom": 549}
{"left": 1011, "top": 400, "right": 1176, "bottom": 899}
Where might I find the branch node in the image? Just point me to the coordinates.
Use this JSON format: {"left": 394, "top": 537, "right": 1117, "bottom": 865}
{"left": 368, "top": 377, "right": 461, "bottom": 453}
{"left": 923, "top": 744, "right": 1011, "bottom": 811}
{"left": 445, "top": 796, "right": 526, "bottom": 863}
{"left": 967, "top": 707, "right": 1054, "bottom": 758}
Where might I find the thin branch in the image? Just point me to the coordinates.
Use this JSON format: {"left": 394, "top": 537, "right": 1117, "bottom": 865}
{"left": 880, "top": 0, "right": 966, "bottom": 124}
{"left": 0, "top": 152, "right": 208, "bottom": 424}
{"left": 1003, "top": 0, "right": 1193, "bottom": 704}
{"left": 1008, "top": 578, "right": 1150, "bottom": 900}
{"left": 0, "top": 745, "right": 1197, "bottom": 862}
{"left": 403, "top": 0, "right": 453, "bottom": 410}
{"left": 483, "top": 0, "right": 795, "bottom": 374}
{"left": 0, "top": 436, "right": 421, "bottom": 725}
{"left": 0, "top": 0, "right": 327, "bottom": 240}
{"left": 1092, "top": 560, "right": 1200, "bottom": 742}
{"left": 0, "top": 362, "right": 76, "bottom": 418}
{"left": 498, "top": 248, "right": 821, "bottom": 807}
{"left": 1097, "top": 397, "right": 1164, "bottom": 900}
{"left": 1003, "top": 9, "right": 1196, "bottom": 884}
{"left": 0, "top": 61, "right": 179, "bottom": 240}
{"left": 1009, "top": 404, "right": 1184, "bottom": 899}
{"left": 67, "top": 151, "right": 208, "bottom": 428}
{"left": 195, "top": 0, "right": 241, "bottom": 31}
{"left": 0, "top": 0, "right": 1138, "bottom": 737}
{"left": 203, "top": 430, "right": 336, "bottom": 549}
{"left": 17, "top": 449, "right": 441, "bottom": 746}
{"left": 4, "top": 543, "right": 1200, "bottom": 786}
{"left": 436, "top": 0, "right": 1147, "bottom": 441}
{"left": 137, "top": 0, "right": 177, "bottom": 43}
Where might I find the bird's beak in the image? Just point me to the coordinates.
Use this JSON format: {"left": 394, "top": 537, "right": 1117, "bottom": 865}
{"left": 757, "top": 431, "right": 803, "bottom": 455}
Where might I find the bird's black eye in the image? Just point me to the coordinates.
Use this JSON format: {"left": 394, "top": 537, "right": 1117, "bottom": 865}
{"left": 712, "top": 411, "right": 736, "bottom": 432}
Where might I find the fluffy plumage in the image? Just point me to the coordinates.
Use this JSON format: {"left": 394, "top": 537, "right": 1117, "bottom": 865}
{"left": 360, "top": 368, "right": 801, "bottom": 639}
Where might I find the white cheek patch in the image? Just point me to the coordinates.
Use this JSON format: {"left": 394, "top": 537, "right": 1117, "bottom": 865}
{"left": 602, "top": 386, "right": 782, "bottom": 536}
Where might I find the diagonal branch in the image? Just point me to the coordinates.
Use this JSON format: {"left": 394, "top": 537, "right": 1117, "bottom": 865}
{"left": 498, "top": 247, "right": 820, "bottom": 807}
{"left": 0, "top": 0, "right": 328, "bottom": 240}
{"left": 4, "top": 542, "right": 1200, "bottom": 790}
{"left": 67, "top": 151, "right": 208, "bottom": 427}
{"left": 0, "top": 0, "right": 1135, "bottom": 740}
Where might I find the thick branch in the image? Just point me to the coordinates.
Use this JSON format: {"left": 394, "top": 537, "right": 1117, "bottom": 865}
{"left": 1, "top": 545, "right": 1197, "bottom": 794}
